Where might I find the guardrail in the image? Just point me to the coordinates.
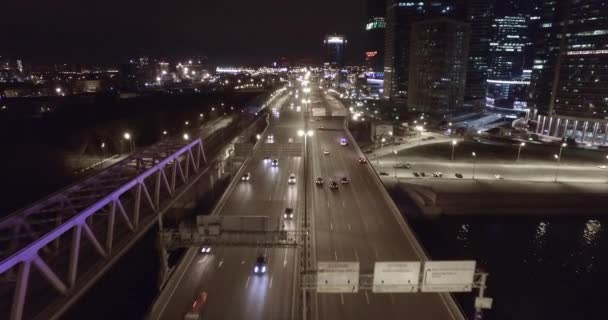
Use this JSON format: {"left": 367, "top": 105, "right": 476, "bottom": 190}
{"left": 343, "top": 122, "right": 466, "bottom": 320}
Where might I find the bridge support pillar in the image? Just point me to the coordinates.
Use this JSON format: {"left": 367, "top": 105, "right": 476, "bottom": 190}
{"left": 10, "top": 261, "right": 31, "bottom": 320}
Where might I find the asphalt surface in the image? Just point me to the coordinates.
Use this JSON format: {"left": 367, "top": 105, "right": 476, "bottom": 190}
{"left": 308, "top": 114, "right": 460, "bottom": 318}
{"left": 154, "top": 85, "right": 462, "bottom": 320}
{"left": 155, "top": 92, "right": 303, "bottom": 320}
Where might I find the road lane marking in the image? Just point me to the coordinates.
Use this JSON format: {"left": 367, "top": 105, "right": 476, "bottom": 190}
{"left": 342, "top": 200, "right": 345, "bottom": 208}
{"left": 327, "top": 201, "right": 330, "bottom": 208}
{"left": 340, "top": 293, "right": 345, "bottom": 305}
{"left": 264, "top": 248, "right": 268, "bottom": 256}
{"left": 284, "top": 248, "right": 288, "bottom": 267}
{"left": 334, "top": 251, "right": 338, "bottom": 261}
{"left": 373, "top": 247, "right": 379, "bottom": 259}
{"left": 270, "top": 276, "right": 273, "bottom": 288}
{"left": 354, "top": 249, "right": 359, "bottom": 261}
{"left": 246, "top": 276, "right": 250, "bottom": 288}
{"left": 197, "top": 256, "right": 208, "bottom": 263}
{"left": 218, "top": 260, "right": 224, "bottom": 268}
{"left": 389, "top": 293, "right": 395, "bottom": 304}
{"left": 241, "top": 260, "right": 245, "bottom": 265}
{"left": 364, "top": 291, "right": 370, "bottom": 305}
{"left": 347, "top": 224, "right": 351, "bottom": 231}
{"left": 330, "top": 223, "right": 333, "bottom": 231}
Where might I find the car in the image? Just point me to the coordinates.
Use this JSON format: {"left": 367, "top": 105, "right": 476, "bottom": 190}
{"left": 200, "top": 247, "right": 211, "bottom": 254}
{"left": 340, "top": 176, "right": 349, "bottom": 184}
{"left": 284, "top": 207, "right": 294, "bottom": 219}
{"left": 263, "top": 155, "right": 271, "bottom": 162}
{"left": 364, "top": 150, "right": 374, "bottom": 154}
{"left": 455, "top": 173, "right": 464, "bottom": 179}
{"left": 394, "top": 163, "right": 411, "bottom": 169}
{"left": 315, "top": 177, "right": 324, "bottom": 185}
{"left": 271, "top": 159, "right": 279, "bottom": 167}
{"left": 288, "top": 173, "right": 296, "bottom": 184}
{"left": 379, "top": 171, "right": 389, "bottom": 176}
{"left": 318, "top": 126, "right": 326, "bottom": 130}
{"left": 598, "top": 165, "right": 607, "bottom": 169}
{"left": 241, "top": 172, "right": 251, "bottom": 181}
{"left": 420, "top": 172, "right": 426, "bottom": 177}
{"left": 358, "top": 157, "right": 368, "bottom": 164}
{"left": 340, "top": 137, "right": 348, "bottom": 146}
{"left": 254, "top": 255, "right": 267, "bottom": 274}
{"left": 494, "top": 174, "right": 504, "bottom": 180}
{"left": 433, "top": 172, "right": 443, "bottom": 178}
{"left": 329, "top": 181, "right": 339, "bottom": 190}
{"left": 413, "top": 172, "right": 421, "bottom": 177}
{"left": 184, "top": 292, "right": 208, "bottom": 320}
{"left": 323, "top": 150, "right": 330, "bottom": 155}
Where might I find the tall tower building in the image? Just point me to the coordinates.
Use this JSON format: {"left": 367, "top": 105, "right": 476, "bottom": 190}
{"left": 384, "top": 0, "right": 465, "bottom": 103}
{"left": 465, "top": 0, "right": 495, "bottom": 103}
{"left": 408, "top": 18, "right": 470, "bottom": 115}
{"left": 485, "top": 15, "right": 530, "bottom": 109}
{"left": 323, "top": 34, "right": 347, "bottom": 68}
{"left": 365, "top": 0, "right": 386, "bottom": 73}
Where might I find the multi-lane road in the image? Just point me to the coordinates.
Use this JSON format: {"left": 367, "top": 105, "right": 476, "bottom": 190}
{"left": 150, "top": 84, "right": 464, "bottom": 320}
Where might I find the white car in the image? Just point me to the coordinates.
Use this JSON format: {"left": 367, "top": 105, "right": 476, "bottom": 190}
{"left": 200, "top": 247, "right": 211, "bottom": 254}
{"left": 288, "top": 173, "right": 296, "bottom": 184}
{"left": 598, "top": 165, "right": 607, "bottom": 169}
{"left": 323, "top": 150, "right": 330, "bottom": 155}
{"left": 241, "top": 172, "right": 251, "bottom": 181}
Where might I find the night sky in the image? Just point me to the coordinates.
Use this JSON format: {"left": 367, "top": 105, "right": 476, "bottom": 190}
{"left": 2, "top": 0, "right": 366, "bottom": 65}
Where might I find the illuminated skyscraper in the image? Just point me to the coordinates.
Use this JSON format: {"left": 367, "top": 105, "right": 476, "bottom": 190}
{"left": 465, "top": 0, "right": 495, "bottom": 103}
{"left": 323, "top": 34, "right": 347, "bottom": 67}
{"left": 365, "top": 0, "right": 386, "bottom": 73}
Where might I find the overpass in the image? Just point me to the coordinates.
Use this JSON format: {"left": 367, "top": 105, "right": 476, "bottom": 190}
{"left": 148, "top": 83, "right": 467, "bottom": 319}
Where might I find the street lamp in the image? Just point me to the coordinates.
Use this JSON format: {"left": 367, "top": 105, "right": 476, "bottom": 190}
{"left": 451, "top": 140, "right": 458, "bottom": 161}
{"left": 381, "top": 137, "right": 386, "bottom": 150}
{"left": 416, "top": 126, "right": 424, "bottom": 145}
{"left": 471, "top": 152, "right": 477, "bottom": 180}
{"left": 517, "top": 142, "right": 526, "bottom": 162}
{"left": 123, "top": 132, "right": 134, "bottom": 153}
{"left": 553, "top": 154, "right": 561, "bottom": 182}
{"left": 163, "top": 130, "right": 168, "bottom": 136}
{"left": 183, "top": 133, "right": 190, "bottom": 141}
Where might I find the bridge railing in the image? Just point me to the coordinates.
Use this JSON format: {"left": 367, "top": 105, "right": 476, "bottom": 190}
{"left": 0, "top": 138, "right": 207, "bottom": 320}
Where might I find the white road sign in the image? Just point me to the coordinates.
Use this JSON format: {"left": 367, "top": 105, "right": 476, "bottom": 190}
{"left": 421, "top": 260, "right": 476, "bottom": 292}
{"left": 372, "top": 261, "right": 421, "bottom": 293}
{"left": 317, "top": 261, "right": 359, "bottom": 293}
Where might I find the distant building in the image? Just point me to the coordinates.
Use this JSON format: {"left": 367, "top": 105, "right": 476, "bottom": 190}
{"left": 486, "top": 15, "right": 530, "bottom": 109}
{"left": 530, "top": 0, "right": 608, "bottom": 119}
{"left": 365, "top": 0, "right": 387, "bottom": 73}
{"left": 408, "top": 18, "right": 470, "bottom": 115}
{"left": 323, "top": 34, "right": 347, "bottom": 67}
{"left": 465, "top": 0, "right": 495, "bottom": 103}
{"left": 384, "top": 0, "right": 464, "bottom": 103}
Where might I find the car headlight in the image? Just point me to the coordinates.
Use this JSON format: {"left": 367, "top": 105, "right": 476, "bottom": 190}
{"left": 284, "top": 214, "right": 287, "bottom": 218}
{"left": 262, "top": 266, "right": 266, "bottom": 273}
{"left": 254, "top": 266, "right": 259, "bottom": 273}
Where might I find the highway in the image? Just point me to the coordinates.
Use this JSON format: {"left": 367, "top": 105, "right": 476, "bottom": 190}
{"left": 151, "top": 83, "right": 463, "bottom": 320}
{"left": 307, "top": 88, "right": 461, "bottom": 320}
{"left": 153, "top": 91, "right": 304, "bottom": 320}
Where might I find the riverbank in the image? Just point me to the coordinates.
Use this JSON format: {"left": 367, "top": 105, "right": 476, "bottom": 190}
{"left": 385, "top": 178, "right": 608, "bottom": 216}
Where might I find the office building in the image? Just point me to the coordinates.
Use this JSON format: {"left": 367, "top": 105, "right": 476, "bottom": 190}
{"left": 408, "top": 18, "right": 470, "bottom": 115}
{"left": 486, "top": 15, "right": 530, "bottom": 109}
{"left": 365, "top": 0, "right": 387, "bottom": 73}
{"left": 465, "top": 0, "right": 495, "bottom": 103}
{"left": 384, "top": 0, "right": 464, "bottom": 102}
{"left": 323, "top": 34, "right": 347, "bottom": 67}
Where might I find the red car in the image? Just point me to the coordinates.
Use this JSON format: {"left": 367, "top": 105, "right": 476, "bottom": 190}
{"left": 358, "top": 157, "right": 367, "bottom": 164}
{"left": 184, "top": 292, "right": 207, "bottom": 320}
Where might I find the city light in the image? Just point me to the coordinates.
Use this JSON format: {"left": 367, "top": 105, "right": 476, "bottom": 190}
{"left": 123, "top": 132, "right": 131, "bottom": 140}
{"left": 183, "top": 133, "right": 190, "bottom": 140}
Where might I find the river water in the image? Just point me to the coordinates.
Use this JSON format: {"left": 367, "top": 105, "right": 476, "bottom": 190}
{"left": 410, "top": 216, "right": 608, "bottom": 320}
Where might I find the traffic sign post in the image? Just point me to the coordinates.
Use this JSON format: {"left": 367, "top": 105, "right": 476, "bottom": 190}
{"left": 372, "top": 262, "right": 420, "bottom": 293}
{"left": 421, "top": 260, "right": 476, "bottom": 292}
{"left": 316, "top": 262, "right": 359, "bottom": 293}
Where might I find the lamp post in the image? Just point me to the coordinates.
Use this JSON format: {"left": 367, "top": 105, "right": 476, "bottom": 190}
{"left": 553, "top": 143, "right": 566, "bottom": 182}
{"left": 298, "top": 129, "right": 313, "bottom": 231}
{"left": 451, "top": 140, "right": 458, "bottom": 161}
{"left": 517, "top": 142, "right": 526, "bottom": 162}
{"left": 472, "top": 152, "right": 477, "bottom": 180}
{"left": 123, "top": 132, "right": 134, "bottom": 153}
{"left": 416, "top": 126, "right": 423, "bottom": 145}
